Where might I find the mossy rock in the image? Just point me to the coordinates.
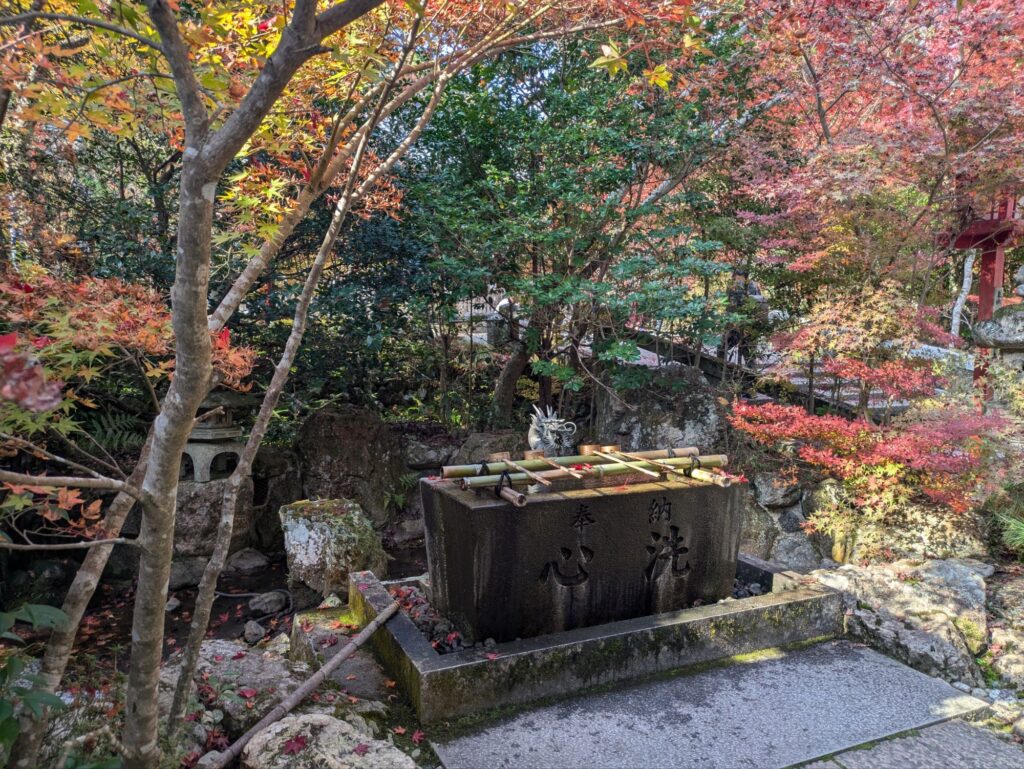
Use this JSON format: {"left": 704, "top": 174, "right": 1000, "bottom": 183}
{"left": 279, "top": 499, "right": 387, "bottom": 597}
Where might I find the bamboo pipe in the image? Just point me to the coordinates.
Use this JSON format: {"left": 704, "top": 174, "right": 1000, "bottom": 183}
{"left": 459, "top": 454, "right": 728, "bottom": 489}
{"left": 499, "top": 486, "right": 527, "bottom": 507}
{"left": 594, "top": 450, "right": 660, "bottom": 479}
{"left": 690, "top": 468, "right": 732, "bottom": 487}
{"left": 441, "top": 447, "right": 699, "bottom": 479}
{"left": 527, "top": 450, "right": 584, "bottom": 479}
{"left": 616, "top": 449, "right": 690, "bottom": 478}
{"left": 481, "top": 452, "right": 531, "bottom": 505}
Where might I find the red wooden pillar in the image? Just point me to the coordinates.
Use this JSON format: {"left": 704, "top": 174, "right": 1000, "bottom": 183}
{"left": 973, "top": 243, "right": 1004, "bottom": 389}
{"left": 977, "top": 243, "right": 1005, "bottom": 322}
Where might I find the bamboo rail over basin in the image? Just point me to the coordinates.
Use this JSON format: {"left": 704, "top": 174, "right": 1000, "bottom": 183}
{"left": 441, "top": 446, "right": 699, "bottom": 480}
{"left": 457, "top": 453, "right": 728, "bottom": 489}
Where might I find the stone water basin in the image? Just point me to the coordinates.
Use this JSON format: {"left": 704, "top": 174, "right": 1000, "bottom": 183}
{"left": 421, "top": 478, "right": 746, "bottom": 643}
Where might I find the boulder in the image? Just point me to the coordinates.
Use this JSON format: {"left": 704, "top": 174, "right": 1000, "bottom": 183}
{"left": 776, "top": 503, "right": 807, "bottom": 533}
{"left": 193, "top": 638, "right": 312, "bottom": 736}
{"left": 227, "top": 548, "right": 271, "bottom": 573}
{"left": 400, "top": 431, "right": 458, "bottom": 470}
{"left": 593, "top": 366, "right": 720, "bottom": 452}
{"left": 449, "top": 430, "right": 528, "bottom": 464}
{"left": 770, "top": 531, "right": 823, "bottom": 572}
{"left": 813, "top": 558, "right": 992, "bottom": 683}
{"left": 240, "top": 713, "right": 415, "bottom": 769}
{"left": 252, "top": 446, "right": 303, "bottom": 554}
{"left": 751, "top": 473, "right": 802, "bottom": 508}
{"left": 244, "top": 620, "right": 267, "bottom": 645}
{"left": 389, "top": 515, "right": 424, "bottom": 548}
{"left": 158, "top": 660, "right": 196, "bottom": 718}
{"left": 846, "top": 505, "right": 990, "bottom": 562}
{"left": 848, "top": 607, "right": 983, "bottom": 686}
{"left": 174, "top": 478, "right": 254, "bottom": 559}
{"left": 249, "top": 591, "right": 288, "bottom": 615}
{"left": 280, "top": 499, "right": 387, "bottom": 597}
{"left": 170, "top": 556, "right": 209, "bottom": 591}
{"left": 814, "top": 559, "right": 990, "bottom": 653}
{"left": 296, "top": 407, "right": 406, "bottom": 524}
{"left": 975, "top": 305, "right": 1024, "bottom": 351}
{"left": 738, "top": 491, "right": 777, "bottom": 560}
{"left": 991, "top": 627, "right": 1024, "bottom": 688}
{"left": 988, "top": 571, "right": 1024, "bottom": 630}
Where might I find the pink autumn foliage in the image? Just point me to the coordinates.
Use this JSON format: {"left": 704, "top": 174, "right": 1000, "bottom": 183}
{"left": 730, "top": 402, "right": 1005, "bottom": 514}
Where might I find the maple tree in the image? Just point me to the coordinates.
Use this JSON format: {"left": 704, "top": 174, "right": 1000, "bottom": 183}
{"left": 729, "top": 400, "right": 1008, "bottom": 558}
{"left": 0, "top": 0, "right": 1019, "bottom": 765}
{"left": 0, "top": 1, "right": 709, "bottom": 766}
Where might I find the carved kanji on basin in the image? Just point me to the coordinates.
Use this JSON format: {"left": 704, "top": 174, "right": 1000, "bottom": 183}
{"left": 421, "top": 479, "right": 745, "bottom": 643}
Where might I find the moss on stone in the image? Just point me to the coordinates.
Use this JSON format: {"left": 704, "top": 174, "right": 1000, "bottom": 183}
{"left": 279, "top": 498, "right": 387, "bottom": 595}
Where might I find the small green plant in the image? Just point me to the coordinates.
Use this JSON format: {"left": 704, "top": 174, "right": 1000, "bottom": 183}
{"left": 998, "top": 510, "right": 1024, "bottom": 557}
{"left": 83, "top": 411, "right": 146, "bottom": 453}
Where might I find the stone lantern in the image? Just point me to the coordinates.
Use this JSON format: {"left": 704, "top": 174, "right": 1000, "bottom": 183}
{"left": 181, "top": 391, "right": 250, "bottom": 483}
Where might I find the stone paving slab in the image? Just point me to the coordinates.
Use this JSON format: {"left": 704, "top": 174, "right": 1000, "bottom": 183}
{"left": 433, "top": 640, "right": 990, "bottom": 769}
{"left": 828, "top": 720, "right": 1024, "bottom": 769}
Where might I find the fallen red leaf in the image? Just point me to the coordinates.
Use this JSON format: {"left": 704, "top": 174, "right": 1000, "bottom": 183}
{"left": 384, "top": 679, "right": 397, "bottom": 688}
{"left": 238, "top": 687, "right": 258, "bottom": 699}
{"left": 412, "top": 729, "right": 425, "bottom": 745}
{"left": 232, "top": 651, "right": 246, "bottom": 660}
{"left": 393, "top": 726, "right": 407, "bottom": 735}
{"left": 485, "top": 653, "right": 499, "bottom": 661}
{"left": 352, "top": 743, "right": 370, "bottom": 756}
{"left": 282, "top": 735, "right": 307, "bottom": 755}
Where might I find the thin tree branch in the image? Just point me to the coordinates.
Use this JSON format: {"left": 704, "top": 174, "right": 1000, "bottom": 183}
{"left": 0, "top": 469, "right": 139, "bottom": 497}
{"left": 0, "top": 12, "right": 163, "bottom": 52}
{"left": 0, "top": 538, "right": 137, "bottom": 551}
{"left": 0, "top": 433, "right": 112, "bottom": 480}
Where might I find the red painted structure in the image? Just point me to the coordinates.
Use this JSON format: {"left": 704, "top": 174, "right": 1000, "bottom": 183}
{"left": 954, "top": 191, "right": 1018, "bottom": 320}
{"left": 953, "top": 190, "right": 1022, "bottom": 385}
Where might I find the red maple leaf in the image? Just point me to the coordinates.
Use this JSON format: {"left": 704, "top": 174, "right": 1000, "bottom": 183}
{"left": 485, "top": 652, "right": 499, "bottom": 661}
{"left": 393, "top": 726, "right": 407, "bottom": 735}
{"left": 282, "top": 735, "right": 307, "bottom": 755}
{"left": 412, "top": 729, "right": 425, "bottom": 745}
{"left": 231, "top": 651, "right": 246, "bottom": 660}
{"left": 237, "top": 687, "right": 258, "bottom": 699}
{"left": 352, "top": 743, "right": 370, "bottom": 756}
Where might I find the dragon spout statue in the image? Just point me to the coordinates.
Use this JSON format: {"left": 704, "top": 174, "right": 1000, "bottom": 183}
{"left": 528, "top": 405, "right": 577, "bottom": 457}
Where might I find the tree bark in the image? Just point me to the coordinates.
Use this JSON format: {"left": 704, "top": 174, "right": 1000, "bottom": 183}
{"left": 493, "top": 342, "right": 530, "bottom": 426}
{"left": 8, "top": 437, "right": 152, "bottom": 769}
{"left": 168, "top": 52, "right": 446, "bottom": 732}
{"left": 122, "top": 157, "right": 217, "bottom": 769}
{"left": 951, "top": 249, "right": 975, "bottom": 339}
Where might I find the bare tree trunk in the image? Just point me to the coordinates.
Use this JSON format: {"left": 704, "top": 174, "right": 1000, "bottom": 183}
{"left": 951, "top": 249, "right": 975, "bottom": 339}
{"left": 493, "top": 342, "right": 530, "bottom": 426}
{"left": 8, "top": 438, "right": 152, "bottom": 769}
{"left": 116, "top": 3, "right": 390, "bottom": 761}
{"left": 168, "top": 52, "right": 445, "bottom": 731}
{"left": 122, "top": 159, "right": 217, "bottom": 769}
